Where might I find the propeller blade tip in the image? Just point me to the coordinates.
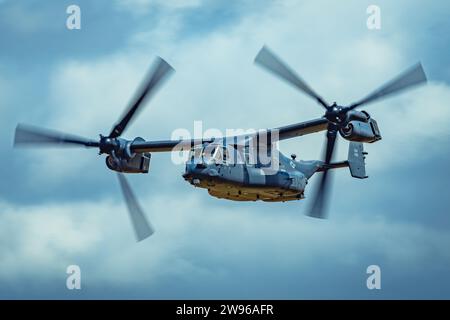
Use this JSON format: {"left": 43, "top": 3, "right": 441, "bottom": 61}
{"left": 136, "top": 229, "right": 155, "bottom": 242}
{"left": 417, "top": 62, "right": 428, "bottom": 83}
{"left": 156, "top": 56, "right": 176, "bottom": 73}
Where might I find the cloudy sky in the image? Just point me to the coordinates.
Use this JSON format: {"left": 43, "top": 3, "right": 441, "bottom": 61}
{"left": 1, "top": 0, "right": 450, "bottom": 299}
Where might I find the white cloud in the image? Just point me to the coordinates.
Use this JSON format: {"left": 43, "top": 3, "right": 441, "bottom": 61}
{"left": 0, "top": 201, "right": 103, "bottom": 279}
{"left": 1, "top": 194, "right": 449, "bottom": 295}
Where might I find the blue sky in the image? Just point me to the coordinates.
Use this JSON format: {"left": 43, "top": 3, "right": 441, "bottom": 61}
{"left": 1, "top": 0, "right": 450, "bottom": 299}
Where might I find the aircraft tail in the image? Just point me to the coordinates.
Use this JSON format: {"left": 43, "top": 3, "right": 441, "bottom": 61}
{"left": 347, "top": 142, "right": 368, "bottom": 179}
{"left": 300, "top": 142, "right": 369, "bottom": 179}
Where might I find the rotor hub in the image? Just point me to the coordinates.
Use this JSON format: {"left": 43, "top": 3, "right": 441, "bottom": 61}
{"left": 99, "top": 135, "right": 119, "bottom": 154}
{"left": 324, "top": 103, "right": 347, "bottom": 125}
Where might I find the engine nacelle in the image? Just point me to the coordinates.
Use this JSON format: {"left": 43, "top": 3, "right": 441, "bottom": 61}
{"left": 344, "top": 110, "right": 371, "bottom": 123}
{"left": 106, "top": 153, "right": 151, "bottom": 173}
{"left": 339, "top": 111, "right": 382, "bottom": 143}
{"left": 104, "top": 137, "right": 151, "bottom": 173}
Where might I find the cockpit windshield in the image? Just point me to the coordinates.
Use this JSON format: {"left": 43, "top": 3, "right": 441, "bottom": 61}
{"left": 188, "top": 144, "right": 238, "bottom": 165}
{"left": 188, "top": 142, "right": 275, "bottom": 168}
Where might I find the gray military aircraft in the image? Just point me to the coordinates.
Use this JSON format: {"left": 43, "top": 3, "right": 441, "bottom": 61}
{"left": 14, "top": 46, "right": 427, "bottom": 241}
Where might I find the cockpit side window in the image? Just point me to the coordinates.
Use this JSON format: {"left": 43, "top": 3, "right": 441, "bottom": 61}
{"left": 190, "top": 144, "right": 226, "bottom": 164}
{"left": 212, "top": 146, "right": 222, "bottom": 163}
{"left": 203, "top": 144, "right": 218, "bottom": 163}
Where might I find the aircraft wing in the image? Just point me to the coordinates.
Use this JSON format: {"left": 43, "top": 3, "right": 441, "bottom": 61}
{"left": 130, "top": 138, "right": 214, "bottom": 153}
{"left": 130, "top": 118, "right": 328, "bottom": 153}
{"left": 275, "top": 117, "right": 328, "bottom": 140}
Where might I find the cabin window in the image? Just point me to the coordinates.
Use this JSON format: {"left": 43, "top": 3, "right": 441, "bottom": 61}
{"left": 222, "top": 147, "right": 229, "bottom": 163}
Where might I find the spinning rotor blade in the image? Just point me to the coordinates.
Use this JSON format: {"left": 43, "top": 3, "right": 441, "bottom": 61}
{"left": 109, "top": 57, "right": 174, "bottom": 138}
{"left": 349, "top": 63, "right": 427, "bottom": 109}
{"left": 308, "top": 124, "right": 337, "bottom": 219}
{"left": 254, "top": 46, "right": 329, "bottom": 109}
{"left": 14, "top": 124, "right": 99, "bottom": 148}
{"left": 117, "top": 173, "right": 154, "bottom": 242}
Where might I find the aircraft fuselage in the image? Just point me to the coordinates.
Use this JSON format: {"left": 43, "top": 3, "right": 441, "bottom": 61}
{"left": 182, "top": 151, "right": 312, "bottom": 202}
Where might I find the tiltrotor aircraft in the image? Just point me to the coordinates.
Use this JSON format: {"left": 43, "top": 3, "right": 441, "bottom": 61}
{"left": 14, "top": 46, "right": 427, "bottom": 241}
